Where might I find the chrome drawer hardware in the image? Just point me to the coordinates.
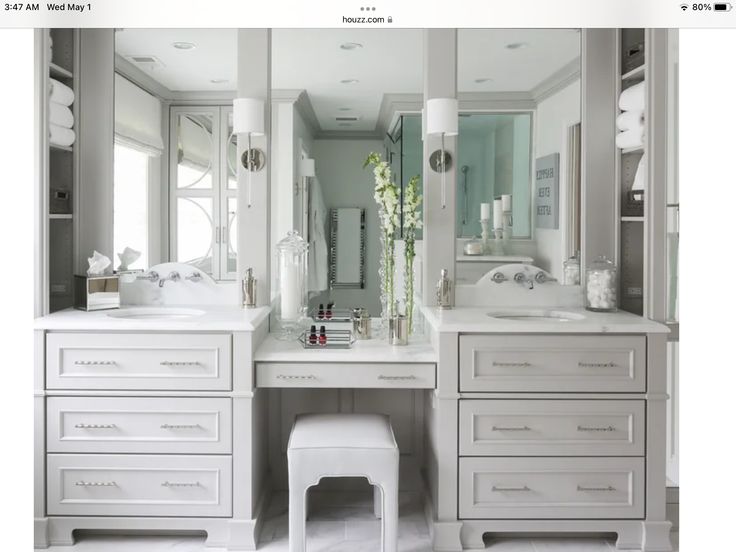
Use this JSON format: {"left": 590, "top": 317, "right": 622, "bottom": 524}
{"left": 492, "top": 425, "right": 531, "bottom": 431}
{"left": 74, "top": 423, "right": 117, "bottom": 429}
{"left": 577, "top": 485, "right": 616, "bottom": 492}
{"left": 74, "top": 360, "right": 116, "bottom": 366}
{"left": 160, "top": 423, "right": 202, "bottom": 430}
{"left": 492, "top": 361, "right": 532, "bottom": 368}
{"left": 75, "top": 480, "right": 117, "bottom": 487}
{"left": 378, "top": 375, "right": 418, "bottom": 380}
{"left": 578, "top": 361, "right": 618, "bottom": 368}
{"left": 577, "top": 425, "right": 616, "bottom": 432}
{"left": 160, "top": 361, "right": 201, "bottom": 366}
{"left": 492, "top": 485, "right": 531, "bottom": 492}
{"left": 276, "top": 374, "right": 316, "bottom": 380}
{"left": 161, "top": 481, "right": 201, "bottom": 488}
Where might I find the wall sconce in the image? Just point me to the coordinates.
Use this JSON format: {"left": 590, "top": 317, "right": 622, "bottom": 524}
{"left": 233, "top": 97, "right": 265, "bottom": 208}
{"left": 426, "top": 98, "right": 458, "bottom": 209}
{"left": 297, "top": 158, "right": 315, "bottom": 197}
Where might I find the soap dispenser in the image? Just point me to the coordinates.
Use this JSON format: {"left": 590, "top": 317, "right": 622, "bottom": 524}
{"left": 242, "top": 268, "right": 257, "bottom": 308}
{"left": 436, "top": 268, "right": 453, "bottom": 310}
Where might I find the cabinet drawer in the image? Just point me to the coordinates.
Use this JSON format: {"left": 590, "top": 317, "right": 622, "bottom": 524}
{"left": 47, "top": 454, "right": 232, "bottom": 517}
{"left": 46, "top": 333, "right": 232, "bottom": 390}
{"left": 459, "top": 457, "right": 644, "bottom": 519}
{"left": 256, "top": 362, "right": 435, "bottom": 389}
{"left": 459, "top": 335, "right": 646, "bottom": 392}
{"left": 47, "top": 397, "right": 232, "bottom": 454}
{"left": 459, "top": 399, "right": 644, "bottom": 456}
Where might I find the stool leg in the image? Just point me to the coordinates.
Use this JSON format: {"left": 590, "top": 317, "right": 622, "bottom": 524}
{"left": 381, "top": 477, "right": 398, "bottom": 552}
{"left": 289, "top": 482, "right": 307, "bottom": 552}
{"left": 373, "top": 485, "right": 382, "bottom": 519}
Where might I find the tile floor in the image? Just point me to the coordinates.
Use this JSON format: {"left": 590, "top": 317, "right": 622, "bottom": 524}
{"left": 47, "top": 491, "right": 679, "bottom": 551}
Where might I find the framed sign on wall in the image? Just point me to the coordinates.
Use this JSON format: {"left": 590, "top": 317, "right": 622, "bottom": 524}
{"left": 535, "top": 153, "right": 560, "bottom": 230}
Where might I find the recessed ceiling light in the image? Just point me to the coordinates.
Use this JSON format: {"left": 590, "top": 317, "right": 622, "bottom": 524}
{"left": 210, "top": 78, "right": 228, "bottom": 84}
{"left": 340, "top": 79, "right": 359, "bottom": 84}
{"left": 474, "top": 78, "right": 493, "bottom": 84}
{"left": 172, "top": 41, "right": 196, "bottom": 50}
{"left": 338, "top": 107, "right": 352, "bottom": 111}
{"left": 340, "top": 42, "right": 363, "bottom": 50}
{"left": 505, "top": 42, "right": 529, "bottom": 50}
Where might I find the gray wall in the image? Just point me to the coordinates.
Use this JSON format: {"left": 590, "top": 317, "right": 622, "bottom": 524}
{"left": 310, "top": 139, "right": 383, "bottom": 316}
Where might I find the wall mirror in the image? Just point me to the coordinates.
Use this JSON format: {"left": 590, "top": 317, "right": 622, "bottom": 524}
{"left": 113, "top": 29, "right": 237, "bottom": 280}
{"left": 270, "top": 29, "right": 422, "bottom": 316}
{"left": 455, "top": 29, "right": 581, "bottom": 284}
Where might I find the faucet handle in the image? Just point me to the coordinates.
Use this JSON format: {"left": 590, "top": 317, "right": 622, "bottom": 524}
{"left": 136, "top": 270, "right": 159, "bottom": 283}
{"left": 513, "top": 272, "right": 527, "bottom": 283}
{"left": 534, "top": 272, "right": 557, "bottom": 284}
{"left": 491, "top": 273, "right": 507, "bottom": 284}
{"left": 186, "top": 272, "right": 203, "bottom": 283}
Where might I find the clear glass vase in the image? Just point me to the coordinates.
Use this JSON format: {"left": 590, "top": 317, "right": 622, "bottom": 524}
{"left": 274, "top": 231, "right": 309, "bottom": 340}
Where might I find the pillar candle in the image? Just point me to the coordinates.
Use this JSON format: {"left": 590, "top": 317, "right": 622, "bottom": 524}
{"left": 280, "top": 261, "right": 300, "bottom": 320}
{"left": 493, "top": 199, "right": 503, "bottom": 229}
{"left": 501, "top": 194, "right": 512, "bottom": 212}
{"left": 480, "top": 202, "right": 491, "bottom": 221}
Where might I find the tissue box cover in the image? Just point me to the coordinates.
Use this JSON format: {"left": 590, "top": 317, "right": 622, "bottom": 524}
{"left": 74, "top": 274, "right": 120, "bottom": 311}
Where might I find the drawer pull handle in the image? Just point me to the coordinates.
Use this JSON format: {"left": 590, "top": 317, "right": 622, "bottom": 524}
{"left": 74, "top": 360, "right": 116, "bottom": 366}
{"left": 161, "top": 481, "right": 201, "bottom": 488}
{"left": 577, "top": 425, "right": 616, "bottom": 432}
{"left": 577, "top": 485, "right": 616, "bottom": 492}
{"left": 75, "top": 480, "right": 117, "bottom": 487}
{"left": 160, "top": 424, "right": 201, "bottom": 430}
{"left": 74, "top": 423, "right": 117, "bottom": 429}
{"left": 492, "top": 485, "right": 531, "bottom": 492}
{"left": 492, "top": 361, "right": 532, "bottom": 368}
{"left": 276, "top": 374, "right": 316, "bottom": 380}
{"left": 492, "top": 425, "right": 531, "bottom": 432}
{"left": 160, "top": 361, "right": 201, "bottom": 366}
{"left": 578, "top": 361, "right": 618, "bottom": 368}
{"left": 378, "top": 375, "right": 418, "bottom": 381}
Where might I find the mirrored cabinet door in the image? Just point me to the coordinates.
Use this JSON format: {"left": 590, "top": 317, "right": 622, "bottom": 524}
{"left": 169, "top": 106, "right": 236, "bottom": 281}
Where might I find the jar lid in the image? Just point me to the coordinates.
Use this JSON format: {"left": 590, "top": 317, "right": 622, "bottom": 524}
{"left": 276, "top": 230, "right": 309, "bottom": 252}
{"left": 588, "top": 255, "right": 615, "bottom": 270}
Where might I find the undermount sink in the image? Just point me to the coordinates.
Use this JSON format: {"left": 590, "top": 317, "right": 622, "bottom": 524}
{"left": 107, "top": 307, "right": 206, "bottom": 320}
{"left": 487, "top": 309, "right": 585, "bottom": 322}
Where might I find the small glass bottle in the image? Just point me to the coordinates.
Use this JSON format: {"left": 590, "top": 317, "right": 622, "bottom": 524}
{"left": 563, "top": 253, "right": 581, "bottom": 286}
{"left": 585, "top": 256, "right": 618, "bottom": 312}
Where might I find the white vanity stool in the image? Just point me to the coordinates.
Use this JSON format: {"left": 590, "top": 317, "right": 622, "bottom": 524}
{"left": 287, "top": 413, "right": 399, "bottom": 552}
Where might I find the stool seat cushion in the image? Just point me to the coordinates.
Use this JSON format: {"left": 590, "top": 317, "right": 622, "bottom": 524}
{"left": 288, "top": 413, "right": 398, "bottom": 450}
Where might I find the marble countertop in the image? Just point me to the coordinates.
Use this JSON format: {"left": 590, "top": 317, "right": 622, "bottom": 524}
{"left": 34, "top": 305, "right": 271, "bottom": 332}
{"left": 255, "top": 334, "right": 437, "bottom": 363}
{"left": 421, "top": 306, "right": 670, "bottom": 334}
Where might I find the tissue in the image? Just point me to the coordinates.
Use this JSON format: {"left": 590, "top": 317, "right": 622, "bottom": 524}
{"left": 117, "top": 247, "right": 141, "bottom": 272}
{"left": 87, "top": 250, "right": 112, "bottom": 276}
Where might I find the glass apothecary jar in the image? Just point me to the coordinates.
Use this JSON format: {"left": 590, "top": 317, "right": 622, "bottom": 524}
{"left": 585, "top": 255, "right": 617, "bottom": 312}
{"left": 275, "top": 230, "right": 309, "bottom": 340}
{"left": 563, "top": 253, "right": 581, "bottom": 285}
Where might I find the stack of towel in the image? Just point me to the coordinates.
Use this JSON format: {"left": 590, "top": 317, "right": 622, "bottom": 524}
{"left": 49, "top": 78, "right": 75, "bottom": 147}
{"left": 616, "top": 81, "right": 646, "bottom": 192}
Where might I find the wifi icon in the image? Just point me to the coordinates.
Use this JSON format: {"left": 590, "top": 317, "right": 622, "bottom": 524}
{"left": 680, "top": 3, "right": 689, "bottom": 9}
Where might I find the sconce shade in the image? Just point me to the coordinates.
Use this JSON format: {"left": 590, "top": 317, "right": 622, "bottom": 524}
{"left": 426, "top": 98, "right": 458, "bottom": 136}
{"left": 233, "top": 98, "right": 265, "bottom": 135}
{"left": 421, "top": 107, "right": 426, "bottom": 141}
{"left": 300, "top": 158, "right": 316, "bottom": 177}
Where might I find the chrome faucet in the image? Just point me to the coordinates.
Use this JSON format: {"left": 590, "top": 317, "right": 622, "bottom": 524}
{"left": 513, "top": 272, "right": 535, "bottom": 290}
{"left": 136, "top": 270, "right": 159, "bottom": 283}
{"left": 158, "top": 271, "right": 181, "bottom": 288}
{"left": 534, "top": 272, "right": 557, "bottom": 285}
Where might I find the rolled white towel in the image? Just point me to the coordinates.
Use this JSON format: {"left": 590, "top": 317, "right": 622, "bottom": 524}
{"left": 49, "top": 78, "right": 74, "bottom": 106}
{"left": 618, "top": 81, "right": 645, "bottom": 111}
{"left": 616, "top": 110, "right": 644, "bottom": 132}
{"left": 632, "top": 153, "right": 647, "bottom": 191}
{"left": 49, "top": 123, "right": 76, "bottom": 147}
{"left": 615, "top": 127, "right": 644, "bottom": 149}
{"left": 49, "top": 102, "right": 73, "bottom": 129}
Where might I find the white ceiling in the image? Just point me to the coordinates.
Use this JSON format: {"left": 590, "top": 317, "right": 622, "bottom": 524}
{"left": 115, "top": 29, "right": 579, "bottom": 132}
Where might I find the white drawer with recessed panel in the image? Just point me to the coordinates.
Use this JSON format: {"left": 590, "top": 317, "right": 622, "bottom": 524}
{"left": 46, "top": 333, "right": 232, "bottom": 390}
{"left": 46, "top": 397, "right": 232, "bottom": 454}
{"left": 256, "top": 362, "right": 436, "bottom": 389}
{"left": 458, "top": 456, "right": 645, "bottom": 520}
{"left": 46, "top": 453, "right": 232, "bottom": 517}
{"left": 459, "top": 334, "right": 646, "bottom": 392}
{"left": 459, "top": 399, "right": 645, "bottom": 456}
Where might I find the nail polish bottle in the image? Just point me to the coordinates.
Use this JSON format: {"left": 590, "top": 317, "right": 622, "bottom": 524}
{"left": 317, "top": 303, "right": 324, "bottom": 319}
{"left": 308, "top": 325, "right": 317, "bottom": 345}
{"left": 325, "top": 302, "right": 334, "bottom": 320}
{"left": 319, "top": 325, "right": 327, "bottom": 346}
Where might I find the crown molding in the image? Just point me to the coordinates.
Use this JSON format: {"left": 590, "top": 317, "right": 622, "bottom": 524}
{"left": 531, "top": 57, "right": 581, "bottom": 103}
{"left": 377, "top": 93, "right": 423, "bottom": 137}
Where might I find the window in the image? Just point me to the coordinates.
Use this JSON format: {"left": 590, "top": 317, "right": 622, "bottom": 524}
{"left": 113, "top": 143, "right": 151, "bottom": 270}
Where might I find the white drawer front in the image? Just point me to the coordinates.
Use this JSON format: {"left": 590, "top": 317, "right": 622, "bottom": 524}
{"left": 47, "top": 454, "right": 232, "bottom": 517}
{"left": 256, "top": 362, "right": 436, "bottom": 389}
{"left": 459, "top": 457, "right": 644, "bottom": 519}
{"left": 47, "top": 397, "right": 232, "bottom": 454}
{"left": 46, "top": 333, "right": 232, "bottom": 390}
{"left": 459, "top": 335, "right": 646, "bottom": 392}
{"left": 459, "top": 400, "right": 645, "bottom": 456}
